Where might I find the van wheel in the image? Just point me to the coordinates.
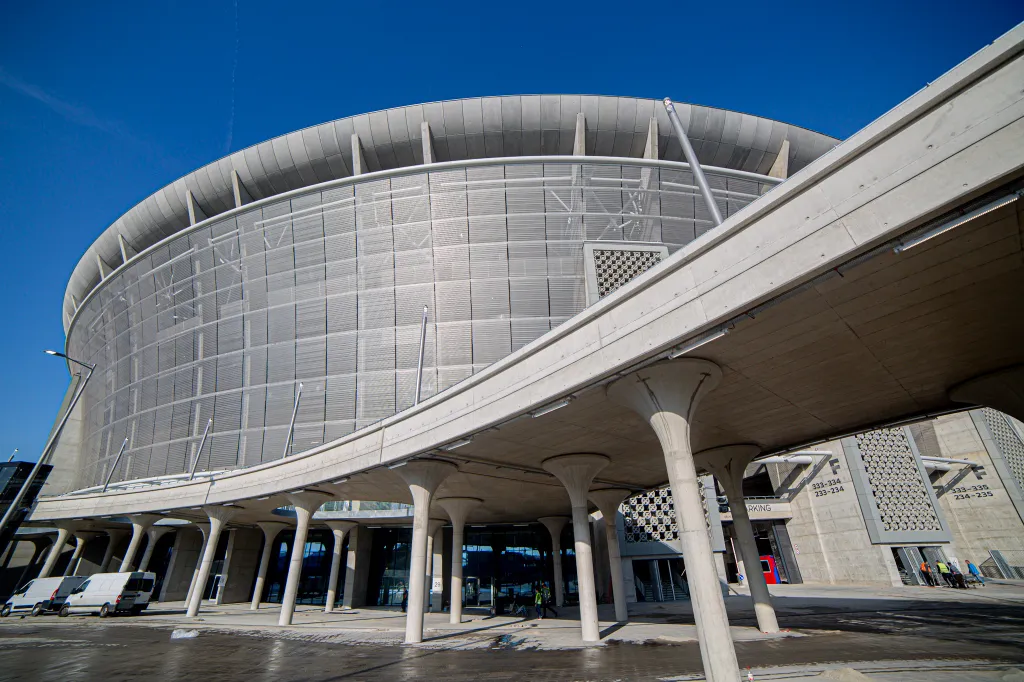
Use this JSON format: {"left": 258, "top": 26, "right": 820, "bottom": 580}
{"left": 0, "top": 605, "right": 11, "bottom": 618}
{"left": 99, "top": 603, "right": 111, "bottom": 618}
{"left": 31, "top": 603, "right": 44, "bottom": 617}
{"left": 58, "top": 605, "right": 70, "bottom": 618}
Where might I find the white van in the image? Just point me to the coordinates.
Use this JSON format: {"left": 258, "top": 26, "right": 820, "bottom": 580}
{"left": 59, "top": 572, "right": 156, "bottom": 617}
{"left": 2, "top": 576, "right": 88, "bottom": 617}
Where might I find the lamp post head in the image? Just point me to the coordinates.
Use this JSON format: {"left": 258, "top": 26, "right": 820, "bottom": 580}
{"left": 44, "top": 350, "right": 64, "bottom": 358}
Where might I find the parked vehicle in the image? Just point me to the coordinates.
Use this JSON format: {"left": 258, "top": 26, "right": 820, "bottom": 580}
{"left": 2, "top": 576, "right": 88, "bottom": 617}
{"left": 58, "top": 572, "right": 156, "bottom": 617}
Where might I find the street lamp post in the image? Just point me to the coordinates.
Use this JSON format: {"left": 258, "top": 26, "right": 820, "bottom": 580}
{"left": 0, "top": 351, "right": 95, "bottom": 543}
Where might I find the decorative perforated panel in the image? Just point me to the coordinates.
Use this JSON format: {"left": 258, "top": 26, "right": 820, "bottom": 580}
{"left": 855, "top": 428, "right": 942, "bottom": 533}
{"left": 593, "top": 249, "right": 663, "bottom": 298}
{"left": 982, "top": 408, "right": 1024, "bottom": 491}
{"left": 621, "top": 482, "right": 713, "bottom": 544}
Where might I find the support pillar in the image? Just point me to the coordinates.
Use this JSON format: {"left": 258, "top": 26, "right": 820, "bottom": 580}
{"left": 184, "top": 524, "right": 209, "bottom": 608}
{"left": 187, "top": 508, "right": 234, "bottom": 617}
{"left": 64, "top": 532, "right": 100, "bottom": 576}
{"left": 589, "top": 489, "right": 631, "bottom": 623}
{"left": 538, "top": 516, "right": 570, "bottom": 607}
{"left": 138, "top": 527, "right": 173, "bottom": 572}
{"left": 438, "top": 498, "right": 481, "bottom": 624}
{"left": 541, "top": 454, "right": 610, "bottom": 643}
{"left": 16, "top": 538, "right": 50, "bottom": 588}
{"left": 98, "top": 529, "right": 128, "bottom": 572}
{"left": 250, "top": 521, "right": 287, "bottom": 610}
{"left": 608, "top": 359, "right": 739, "bottom": 682}
{"left": 324, "top": 521, "right": 357, "bottom": 613}
{"left": 393, "top": 460, "right": 458, "bottom": 642}
{"left": 700, "top": 445, "right": 780, "bottom": 634}
{"left": 424, "top": 519, "right": 446, "bottom": 611}
{"left": 38, "top": 527, "right": 72, "bottom": 578}
{"left": 120, "top": 515, "right": 160, "bottom": 572}
{"left": 279, "top": 491, "right": 329, "bottom": 625}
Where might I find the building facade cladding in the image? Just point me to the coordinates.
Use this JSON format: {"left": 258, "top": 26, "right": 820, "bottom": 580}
{"left": 67, "top": 160, "right": 778, "bottom": 490}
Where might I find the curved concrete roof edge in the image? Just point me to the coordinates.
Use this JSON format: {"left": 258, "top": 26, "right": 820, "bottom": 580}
{"left": 62, "top": 95, "right": 841, "bottom": 322}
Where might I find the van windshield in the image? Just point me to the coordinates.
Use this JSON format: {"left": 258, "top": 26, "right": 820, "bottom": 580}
{"left": 71, "top": 581, "right": 89, "bottom": 594}
{"left": 14, "top": 581, "right": 32, "bottom": 596}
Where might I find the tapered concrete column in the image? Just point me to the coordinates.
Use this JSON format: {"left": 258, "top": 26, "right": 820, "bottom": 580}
{"left": 424, "top": 519, "right": 446, "bottom": 611}
{"left": 120, "top": 515, "right": 160, "bottom": 572}
{"left": 138, "top": 527, "right": 173, "bottom": 571}
{"left": 538, "top": 516, "right": 570, "bottom": 607}
{"left": 279, "top": 491, "right": 329, "bottom": 625}
{"left": 393, "top": 460, "right": 458, "bottom": 642}
{"left": 99, "top": 529, "right": 128, "bottom": 572}
{"left": 608, "top": 359, "right": 739, "bottom": 682}
{"left": 950, "top": 364, "right": 1024, "bottom": 422}
{"left": 324, "top": 521, "right": 357, "bottom": 613}
{"left": 187, "top": 508, "right": 235, "bottom": 617}
{"left": 437, "top": 498, "right": 481, "bottom": 624}
{"left": 184, "top": 524, "right": 209, "bottom": 608}
{"left": 38, "top": 527, "right": 72, "bottom": 578}
{"left": 16, "top": 539, "right": 50, "bottom": 589}
{"left": 589, "top": 489, "right": 631, "bottom": 623}
{"left": 542, "top": 454, "right": 610, "bottom": 643}
{"left": 700, "top": 445, "right": 780, "bottom": 634}
{"left": 250, "top": 521, "right": 287, "bottom": 610}
{"left": 65, "top": 532, "right": 102, "bottom": 576}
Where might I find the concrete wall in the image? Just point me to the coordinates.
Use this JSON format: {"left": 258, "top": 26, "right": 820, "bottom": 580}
{"left": 343, "top": 526, "right": 372, "bottom": 608}
{"left": 771, "top": 440, "right": 902, "bottom": 586}
{"left": 911, "top": 411, "right": 1024, "bottom": 566}
{"left": 160, "top": 528, "right": 204, "bottom": 602}
{"left": 221, "top": 528, "right": 262, "bottom": 604}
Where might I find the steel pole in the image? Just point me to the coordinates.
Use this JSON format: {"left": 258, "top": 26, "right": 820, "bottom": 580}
{"left": 7, "top": 449, "right": 17, "bottom": 463}
{"left": 101, "top": 438, "right": 130, "bottom": 493}
{"left": 663, "top": 98, "right": 724, "bottom": 226}
{"left": 283, "top": 383, "right": 303, "bottom": 458}
{"left": 0, "top": 363, "right": 94, "bottom": 541}
{"left": 415, "top": 306, "right": 428, "bottom": 405}
{"left": 188, "top": 419, "right": 214, "bottom": 481}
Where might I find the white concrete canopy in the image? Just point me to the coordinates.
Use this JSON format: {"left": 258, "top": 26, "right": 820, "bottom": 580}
{"left": 698, "top": 444, "right": 780, "bottom": 634}
{"left": 949, "top": 364, "right": 1024, "bottom": 423}
{"left": 437, "top": 497, "right": 483, "bottom": 624}
{"left": 542, "top": 454, "right": 609, "bottom": 643}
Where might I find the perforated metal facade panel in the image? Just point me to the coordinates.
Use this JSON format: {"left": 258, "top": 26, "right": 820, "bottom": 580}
{"left": 67, "top": 160, "right": 767, "bottom": 490}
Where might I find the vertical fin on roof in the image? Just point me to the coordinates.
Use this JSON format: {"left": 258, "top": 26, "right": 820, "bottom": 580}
{"left": 186, "top": 189, "right": 208, "bottom": 226}
{"left": 573, "top": 113, "right": 586, "bottom": 156}
{"left": 421, "top": 121, "right": 434, "bottom": 164}
{"left": 644, "top": 118, "right": 659, "bottom": 160}
{"left": 352, "top": 134, "right": 366, "bottom": 175}
{"left": 231, "top": 169, "right": 253, "bottom": 208}
{"left": 768, "top": 138, "right": 790, "bottom": 180}
{"left": 117, "top": 233, "right": 138, "bottom": 264}
{"left": 95, "top": 253, "right": 111, "bottom": 281}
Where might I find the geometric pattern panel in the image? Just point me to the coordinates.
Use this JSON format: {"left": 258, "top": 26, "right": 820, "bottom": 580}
{"left": 620, "top": 483, "right": 712, "bottom": 544}
{"left": 593, "top": 249, "right": 663, "bottom": 298}
{"left": 856, "top": 428, "right": 942, "bottom": 532}
{"left": 983, "top": 408, "right": 1024, "bottom": 492}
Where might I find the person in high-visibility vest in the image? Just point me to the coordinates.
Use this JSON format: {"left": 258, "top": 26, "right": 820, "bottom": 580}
{"left": 936, "top": 561, "right": 954, "bottom": 587}
{"left": 919, "top": 561, "right": 935, "bottom": 586}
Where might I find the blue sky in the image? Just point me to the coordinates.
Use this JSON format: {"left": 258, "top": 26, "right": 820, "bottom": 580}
{"left": 0, "top": 1, "right": 1021, "bottom": 464}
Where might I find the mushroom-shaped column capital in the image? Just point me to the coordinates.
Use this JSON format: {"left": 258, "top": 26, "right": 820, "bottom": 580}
{"left": 588, "top": 488, "right": 631, "bottom": 521}
{"left": 696, "top": 444, "right": 761, "bottom": 495}
{"left": 324, "top": 520, "right": 358, "bottom": 535}
{"left": 437, "top": 497, "right": 483, "bottom": 526}
{"left": 393, "top": 460, "right": 460, "bottom": 504}
{"left": 537, "top": 516, "right": 570, "bottom": 540}
{"left": 285, "top": 491, "right": 330, "bottom": 515}
{"left": 541, "top": 454, "right": 610, "bottom": 508}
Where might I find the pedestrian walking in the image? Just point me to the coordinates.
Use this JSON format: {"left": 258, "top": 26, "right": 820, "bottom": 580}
{"left": 534, "top": 585, "right": 544, "bottom": 619}
{"left": 966, "top": 560, "right": 986, "bottom": 586}
{"left": 541, "top": 583, "right": 558, "bottom": 618}
{"left": 401, "top": 587, "right": 409, "bottom": 613}
{"left": 919, "top": 561, "right": 935, "bottom": 586}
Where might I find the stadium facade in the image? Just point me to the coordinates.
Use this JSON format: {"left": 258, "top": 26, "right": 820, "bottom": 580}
{"left": 9, "top": 32, "right": 1024, "bottom": 681}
